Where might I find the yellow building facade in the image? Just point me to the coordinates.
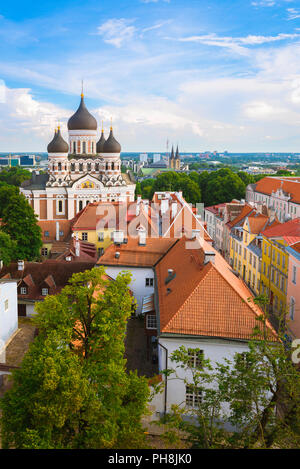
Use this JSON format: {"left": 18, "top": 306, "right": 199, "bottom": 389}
{"left": 260, "top": 236, "right": 289, "bottom": 314}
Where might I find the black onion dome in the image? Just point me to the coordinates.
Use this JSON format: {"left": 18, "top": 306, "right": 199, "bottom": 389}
{"left": 96, "top": 130, "right": 106, "bottom": 153}
{"left": 47, "top": 128, "right": 69, "bottom": 153}
{"left": 103, "top": 128, "right": 121, "bottom": 153}
{"left": 67, "top": 95, "right": 97, "bottom": 131}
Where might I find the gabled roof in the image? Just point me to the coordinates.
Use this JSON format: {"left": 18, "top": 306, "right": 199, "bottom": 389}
{"left": 155, "top": 237, "right": 277, "bottom": 341}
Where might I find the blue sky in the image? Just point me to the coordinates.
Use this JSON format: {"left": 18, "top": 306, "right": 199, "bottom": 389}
{"left": 1, "top": 0, "right": 300, "bottom": 151}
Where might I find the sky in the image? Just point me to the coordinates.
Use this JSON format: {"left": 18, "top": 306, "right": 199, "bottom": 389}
{"left": 1, "top": 0, "right": 300, "bottom": 152}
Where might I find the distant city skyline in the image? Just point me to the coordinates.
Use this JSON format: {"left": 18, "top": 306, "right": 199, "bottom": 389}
{"left": 1, "top": 0, "right": 300, "bottom": 152}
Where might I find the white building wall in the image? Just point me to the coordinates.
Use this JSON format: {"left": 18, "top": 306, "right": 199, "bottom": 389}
{"left": 100, "top": 265, "right": 155, "bottom": 314}
{"left": 158, "top": 336, "right": 249, "bottom": 414}
{"left": 0, "top": 281, "right": 18, "bottom": 374}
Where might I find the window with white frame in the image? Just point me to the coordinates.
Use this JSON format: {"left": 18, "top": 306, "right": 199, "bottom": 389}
{"left": 187, "top": 349, "right": 204, "bottom": 368}
{"left": 145, "top": 278, "right": 154, "bottom": 287}
{"left": 146, "top": 314, "right": 157, "bottom": 329}
{"left": 82, "top": 232, "right": 88, "bottom": 241}
{"left": 186, "top": 385, "right": 202, "bottom": 408}
{"left": 41, "top": 288, "right": 48, "bottom": 296}
{"left": 20, "top": 287, "right": 27, "bottom": 295}
{"left": 98, "top": 232, "right": 104, "bottom": 242}
{"left": 41, "top": 248, "right": 48, "bottom": 256}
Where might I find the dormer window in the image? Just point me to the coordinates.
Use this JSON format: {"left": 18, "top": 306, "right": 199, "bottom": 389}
{"left": 20, "top": 287, "right": 27, "bottom": 295}
{"left": 41, "top": 288, "right": 48, "bottom": 296}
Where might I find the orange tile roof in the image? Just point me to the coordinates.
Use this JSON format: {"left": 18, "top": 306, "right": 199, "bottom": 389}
{"left": 72, "top": 202, "right": 125, "bottom": 231}
{"left": 247, "top": 213, "right": 274, "bottom": 234}
{"left": 97, "top": 237, "right": 178, "bottom": 267}
{"left": 38, "top": 220, "right": 73, "bottom": 242}
{"left": 253, "top": 177, "right": 300, "bottom": 204}
{"left": 262, "top": 217, "right": 300, "bottom": 245}
{"left": 155, "top": 237, "right": 277, "bottom": 341}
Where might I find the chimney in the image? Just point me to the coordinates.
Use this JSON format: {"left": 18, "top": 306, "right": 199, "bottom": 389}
{"left": 171, "top": 202, "right": 178, "bottom": 219}
{"left": 138, "top": 231, "right": 146, "bottom": 246}
{"left": 204, "top": 251, "right": 215, "bottom": 265}
{"left": 17, "top": 260, "right": 24, "bottom": 271}
{"left": 113, "top": 230, "right": 124, "bottom": 244}
{"left": 160, "top": 198, "right": 169, "bottom": 215}
{"left": 75, "top": 234, "right": 80, "bottom": 257}
{"left": 56, "top": 221, "right": 60, "bottom": 241}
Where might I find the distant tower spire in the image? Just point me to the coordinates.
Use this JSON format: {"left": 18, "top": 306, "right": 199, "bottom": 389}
{"left": 81, "top": 79, "right": 84, "bottom": 98}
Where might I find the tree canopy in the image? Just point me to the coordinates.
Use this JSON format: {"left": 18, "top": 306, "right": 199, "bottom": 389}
{"left": 0, "top": 166, "right": 31, "bottom": 187}
{"left": 1, "top": 193, "right": 42, "bottom": 261}
{"left": 0, "top": 267, "right": 150, "bottom": 449}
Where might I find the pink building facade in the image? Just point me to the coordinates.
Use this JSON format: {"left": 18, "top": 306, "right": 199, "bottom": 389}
{"left": 286, "top": 243, "right": 300, "bottom": 339}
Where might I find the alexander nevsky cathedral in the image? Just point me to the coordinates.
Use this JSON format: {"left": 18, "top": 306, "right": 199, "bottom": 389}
{"left": 20, "top": 93, "right": 136, "bottom": 220}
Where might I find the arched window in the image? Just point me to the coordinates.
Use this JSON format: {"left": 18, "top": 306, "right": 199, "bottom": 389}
{"left": 79, "top": 200, "right": 83, "bottom": 211}
{"left": 95, "top": 163, "right": 99, "bottom": 171}
{"left": 87, "top": 163, "right": 91, "bottom": 172}
{"left": 82, "top": 141, "right": 86, "bottom": 154}
{"left": 73, "top": 141, "right": 76, "bottom": 154}
{"left": 92, "top": 142, "right": 94, "bottom": 153}
{"left": 58, "top": 200, "right": 63, "bottom": 213}
{"left": 58, "top": 162, "right": 62, "bottom": 171}
{"left": 111, "top": 162, "right": 114, "bottom": 170}
{"left": 79, "top": 163, "right": 83, "bottom": 172}
{"left": 106, "top": 163, "right": 109, "bottom": 171}
{"left": 71, "top": 163, "right": 75, "bottom": 172}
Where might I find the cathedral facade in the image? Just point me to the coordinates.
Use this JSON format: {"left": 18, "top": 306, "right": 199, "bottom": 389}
{"left": 20, "top": 93, "right": 136, "bottom": 220}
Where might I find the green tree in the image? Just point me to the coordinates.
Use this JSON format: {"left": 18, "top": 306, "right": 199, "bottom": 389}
{"left": 0, "top": 184, "right": 19, "bottom": 217}
{"left": 237, "top": 171, "right": 255, "bottom": 186}
{"left": 0, "top": 267, "right": 150, "bottom": 449}
{"left": 203, "top": 169, "right": 246, "bottom": 206}
{"left": 0, "top": 231, "right": 17, "bottom": 265}
{"left": 0, "top": 166, "right": 31, "bottom": 186}
{"left": 1, "top": 193, "right": 42, "bottom": 260}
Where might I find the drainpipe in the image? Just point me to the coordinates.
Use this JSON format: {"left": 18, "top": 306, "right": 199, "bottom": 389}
{"left": 158, "top": 342, "right": 168, "bottom": 416}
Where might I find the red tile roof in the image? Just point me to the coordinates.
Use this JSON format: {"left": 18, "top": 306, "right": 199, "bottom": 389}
{"left": 97, "top": 237, "right": 178, "bottom": 267}
{"left": 262, "top": 217, "right": 300, "bottom": 245}
{"left": 155, "top": 237, "right": 277, "bottom": 341}
{"left": 253, "top": 177, "right": 300, "bottom": 204}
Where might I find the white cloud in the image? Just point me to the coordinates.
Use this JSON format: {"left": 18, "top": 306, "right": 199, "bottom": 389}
{"left": 96, "top": 18, "right": 136, "bottom": 48}
{"left": 251, "top": 1, "right": 276, "bottom": 6}
{"left": 167, "top": 32, "right": 300, "bottom": 56}
{"left": 0, "top": 86, "right": 69, "bottom": 150}
{"left": 287, "top": 8, "right": 300, "bottom": 20}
